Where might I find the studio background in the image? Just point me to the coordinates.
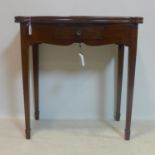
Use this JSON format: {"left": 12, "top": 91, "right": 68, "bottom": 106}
{"left": 0, "top": 0, "right": 155, "bottom": 120}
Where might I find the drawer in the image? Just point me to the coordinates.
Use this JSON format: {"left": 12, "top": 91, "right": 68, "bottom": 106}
{"left": 31, "top": 24, "right": 104, "bottom": 39}
{"left": 30, "top": 24, "right": 129, "bottom": 44}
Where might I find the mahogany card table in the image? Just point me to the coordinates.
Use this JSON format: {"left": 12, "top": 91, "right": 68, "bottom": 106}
{"left": 15, "top": 16, "right": 143, "bottom": 140}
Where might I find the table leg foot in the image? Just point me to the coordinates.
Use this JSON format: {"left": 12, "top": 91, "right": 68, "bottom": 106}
{"left": 125, "top": 129, "right": 130, "bottom": 140}
{"left": 35, "top": 111, "right": 39, "bottom": 120}
{"left": 115, "top": 112, "right": 120, "bottom": 121}
{"left": 25, "top": 128, "right": 31, "bottom": 139}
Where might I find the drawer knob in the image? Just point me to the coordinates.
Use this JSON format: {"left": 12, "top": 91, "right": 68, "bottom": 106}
{"left": 75, "top": 31, "right": 81, "bottom": 37}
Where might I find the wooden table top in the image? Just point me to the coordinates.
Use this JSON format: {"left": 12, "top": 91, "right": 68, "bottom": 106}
{"left": 15, "top": 16, "right": 143, "bottom": 24}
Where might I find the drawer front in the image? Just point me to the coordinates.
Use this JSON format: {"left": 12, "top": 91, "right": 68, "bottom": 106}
{"left": 30, "top": 24, "right": 130, "bottom": 44}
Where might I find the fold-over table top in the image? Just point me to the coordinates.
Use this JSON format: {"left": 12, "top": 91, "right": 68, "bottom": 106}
{"left": 15, "top": 16, "right": 143, "bottom": 24}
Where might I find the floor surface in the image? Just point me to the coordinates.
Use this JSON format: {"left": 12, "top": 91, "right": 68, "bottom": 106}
{"left": 0, "top": 119, "right": 155, "bottom": 155}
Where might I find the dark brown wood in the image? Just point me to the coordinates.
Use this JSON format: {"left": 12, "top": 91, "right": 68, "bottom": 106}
{"left": 15, "top": 16, "right": 143, "bottom": 24}
{"left": 125, "top": 25, "right": 138, "bottom": 140}
{"left": 32, "top": 44, "right": 39, "bottom": 120}
{"left": 27, "top": 24, "right": 131, "bottom": 46}
{"left": 115, "top": 44, "right": 124, "bottom": 121}
{"left": 15, "top": 16, "right": 143, "bottom": 140}
{"left": 20, "top": 24, "right": 31, "bottom": 139}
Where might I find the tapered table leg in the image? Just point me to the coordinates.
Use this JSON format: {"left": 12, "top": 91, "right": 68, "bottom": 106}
{"left": 125, "top": 42, "right": 137, "bottom": 140}
{"left": 20, "top": 23, "right": 31, "bottom": 139}
{"left": 21, "top": 42, "right": 30, "bottom": 139}
{"left": 115, "top": 44, "right": 124, "bottom": 121}
{"left": 32, "top": 44, "right": 39, "bottom": 120}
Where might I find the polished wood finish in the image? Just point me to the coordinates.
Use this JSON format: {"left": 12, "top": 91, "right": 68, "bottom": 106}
{"left": 32, "top": 44, "right": 39, "bottom": 120}
{"left": 15, "top": 16, "right": 143, "bottom": 140}
{"left": 15, "top": 16, "right": 143, "bottom": 24}
{"left": 115, "top": 44, "right": 124, "bottom": 121}
{"left": 20, "top": 24, "right": 30, "bottom": 139}
{"left": 125, "top": 26, "right": 138, "bottom": 140}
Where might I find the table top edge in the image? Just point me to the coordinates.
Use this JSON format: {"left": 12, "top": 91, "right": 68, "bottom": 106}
{"left": 15, "top": 16, "right": 143, "bottom": 24}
